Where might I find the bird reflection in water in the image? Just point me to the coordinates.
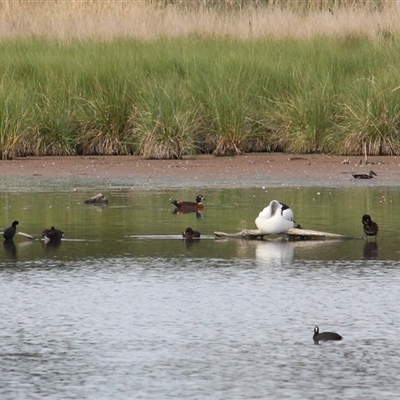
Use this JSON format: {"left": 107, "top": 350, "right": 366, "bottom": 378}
{"left": 255, "top": 241, "right": 295, "bottom": 265}
{"left": 363, "top": 241, "right": 378, "bottom": 259}
{"left": 3, "top": 240, "right": 17, "bottom": 258}
{"left": 172, "top": 209, "right": 203, "bottom": 219}
{"left": 42, "top": 238, "right": 62, "bottom": 250}
{"left": 183, "top": 239, "right": 201, "bottom": 248}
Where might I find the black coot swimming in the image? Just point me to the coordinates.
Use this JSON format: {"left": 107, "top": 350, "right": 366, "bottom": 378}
{"left": 3, "top": 221, "right": 19, "bottom": 241}
{"left": 313, "top": 326, "right": 343, "bottom": 344}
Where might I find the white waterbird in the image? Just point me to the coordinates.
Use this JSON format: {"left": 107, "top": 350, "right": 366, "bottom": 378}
{"left": 255, "top": 200, "right": 294, "bottom": 234}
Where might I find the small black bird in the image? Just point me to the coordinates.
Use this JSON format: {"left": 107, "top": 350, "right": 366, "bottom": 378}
{"left": 362, "top": 214, "right": 379, "bottom": 241}
{"left": 182, "top": 227, "right": 201, "bottom": 240}
{"left": 352, "top": 171, "right": 377, "bottom": 179}
{"left": 42, "top": 227, "right": 64, "bottom": 241}
{"left": 3, "top": 221, "right": 19, "bottom": 241}
{"left": 313, "top": 326, "right": 343, "bottom": 345}
{"left": 171, "top": 195, "right": 205, "bottom": 211}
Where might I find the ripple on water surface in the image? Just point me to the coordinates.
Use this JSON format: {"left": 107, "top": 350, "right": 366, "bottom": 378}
{"left": 0, "top": 257, "right": 399, "bottom": 399}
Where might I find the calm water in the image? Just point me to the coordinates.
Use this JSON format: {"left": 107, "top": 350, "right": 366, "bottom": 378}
{"left": 1, "top": 181, "right": 400, "bottom": 399}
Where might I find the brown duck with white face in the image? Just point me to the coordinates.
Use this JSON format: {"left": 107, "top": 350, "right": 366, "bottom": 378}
{"left": 171, "top": 195, "right": 205, "bottom": 211}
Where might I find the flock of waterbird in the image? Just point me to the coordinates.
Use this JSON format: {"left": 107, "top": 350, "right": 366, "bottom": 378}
{"left": 2, "top": 186, "right": 380, "bottom": 244}
{"left": 171, "top": 191, "right": 379, "bottom": 344}
{"left": 2, "top": 221, "right": 64, "bottom": 244}
{"left": 310, "top": 166, "right": 379, "bottom": 342}
{"left": 2, "top": 164, "right": 380, "bottom": 245}
{"left": 1, "top": 193, "right": 379, "bottom": 243}
{"left": 2, "top": 182, "right": 379, "bottom": 343}
{"left": 173, "top": 194, "right": 379, "bottom": 243}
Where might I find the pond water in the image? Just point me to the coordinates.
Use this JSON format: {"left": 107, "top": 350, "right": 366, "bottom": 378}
{"left": 1, "top": 181, "right": 400, "bottom": 399}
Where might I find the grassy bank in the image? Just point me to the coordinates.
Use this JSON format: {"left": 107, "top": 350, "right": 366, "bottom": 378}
{"left": 2, "top": 36, "right": 400, "bottom": 159}
{"left": 1, "top": 2, "right": 400, "bottom": 158}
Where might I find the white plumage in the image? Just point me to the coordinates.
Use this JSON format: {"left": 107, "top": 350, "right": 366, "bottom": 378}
{"left": 255, "top": 200, "right": 294, "bottom": 234}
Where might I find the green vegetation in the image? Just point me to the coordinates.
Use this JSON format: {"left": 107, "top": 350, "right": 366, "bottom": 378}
{"left": 1, "top": 34, "right": 400, "bottom": 159}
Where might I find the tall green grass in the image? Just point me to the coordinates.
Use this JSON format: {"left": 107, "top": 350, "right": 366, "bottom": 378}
{"left": 1, "top": 35, "right": 400, "bottom": 158}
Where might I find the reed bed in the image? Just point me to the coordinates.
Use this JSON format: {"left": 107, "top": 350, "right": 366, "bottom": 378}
{"left": 1, "top": 1, "right": 400, "bottom": 158}
{"left": 1, "top": 1, "right": 400, "bottom": 41}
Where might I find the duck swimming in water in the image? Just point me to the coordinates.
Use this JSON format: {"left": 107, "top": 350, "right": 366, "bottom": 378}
{"left": 313, "top": 326, "right": 343, "bottom": 344}
{"left": 171, "top": 195, "right": 205, "bottom": 211}
{"left": 3, "top": 221, "right": 19, "bottom": 241}
{"left": 42, "top": 226, "right": 64, "bottom": 241}
{"left": 255, "top": 200, "right": 294, "bottom": 234}
{"left": 352, "top": 171, "right": 377, "bottom": 179}
{"left": 182, "top": 227, "right": 201, "bottom": 240}
{"left": 362, "top": 214, "right": 378, "bottom": 241}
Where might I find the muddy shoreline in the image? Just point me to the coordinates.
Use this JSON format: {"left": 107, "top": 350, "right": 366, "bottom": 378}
{"left": 0, "top": 153, "right": 398, "bottom": 189}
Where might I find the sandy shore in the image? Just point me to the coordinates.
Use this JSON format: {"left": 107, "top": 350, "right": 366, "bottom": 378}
{"left": 0, "top": 153, "right": 398, "bottom": 188}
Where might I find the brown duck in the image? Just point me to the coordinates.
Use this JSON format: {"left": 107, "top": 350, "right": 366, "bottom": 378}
{"left": 171, "top": 195, "right": 205, "bottom": 211}
{"left": 352, "top": 171, "right": 377, "bottom": 179}
{"left": 362, "top": 214, "right": 378, "bottom": 241}
{"left": 182, "top": 227, "right": 201, "bottom": 240}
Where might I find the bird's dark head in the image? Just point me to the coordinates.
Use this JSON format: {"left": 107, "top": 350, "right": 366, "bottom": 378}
{"left": 280, "top": 203, "right": 290, "bottom": 215}
{"left": 196, "top": 195, "right": 205, "bottom": 203}
{"left": 362, "top": 214, "right": 371, "bottom": 225}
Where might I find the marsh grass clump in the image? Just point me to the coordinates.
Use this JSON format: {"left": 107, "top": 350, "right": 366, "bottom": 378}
{"left": 27, "top": 94, "right": 77, "bottom": 156}
{"left": 337, "top": 79, "right": 400, "bottom": 155}
{"left": 134, "top": 110, "right": 200, "bottom": 159}
{"left": 134, "top": 85, "right": 201, "bottom": 159}
{"left": 74, "top": 99, "right": 136, "bottom": 156}
{"left": 0, "top": 107, "right": 26, "bottom": 160}
{"left": 266, "top": 87, "right": 338, "bottom": 154}
{"left": 204, "top": 84, "right": 255, "bottom": 156}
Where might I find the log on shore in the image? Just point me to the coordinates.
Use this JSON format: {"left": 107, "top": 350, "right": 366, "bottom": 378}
{"left": 214, "top": 228, "right": 351, "bottom": 241}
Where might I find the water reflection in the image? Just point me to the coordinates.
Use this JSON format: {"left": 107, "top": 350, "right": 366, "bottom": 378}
{"left": 172, "top": 209, "right": 203, "bottom": 219}
{"left": 42, "top": 238, "right": 62, "bottom": 250}
{"left": 1, "top": 185, "right": 400, "bottom": 399}
{"left": 183, "top": 238, "right": 201, "bottom": 249}
{"left": 2, "top": 256, "right": 400, "bottom": 399}
{"left": 1, "top": 185, "right": 400, "bottom": 261}
{"left": 3, "top": 240, "right": 17, "bottom": 258}
{"left": 363, "top": 241, "right": 378, "bottom": 260}
{"left": 254, "top": 241, "right": 295, "bottom": 265}
{"left": 241, "top": 238, "right": 367, "bottom": 265}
